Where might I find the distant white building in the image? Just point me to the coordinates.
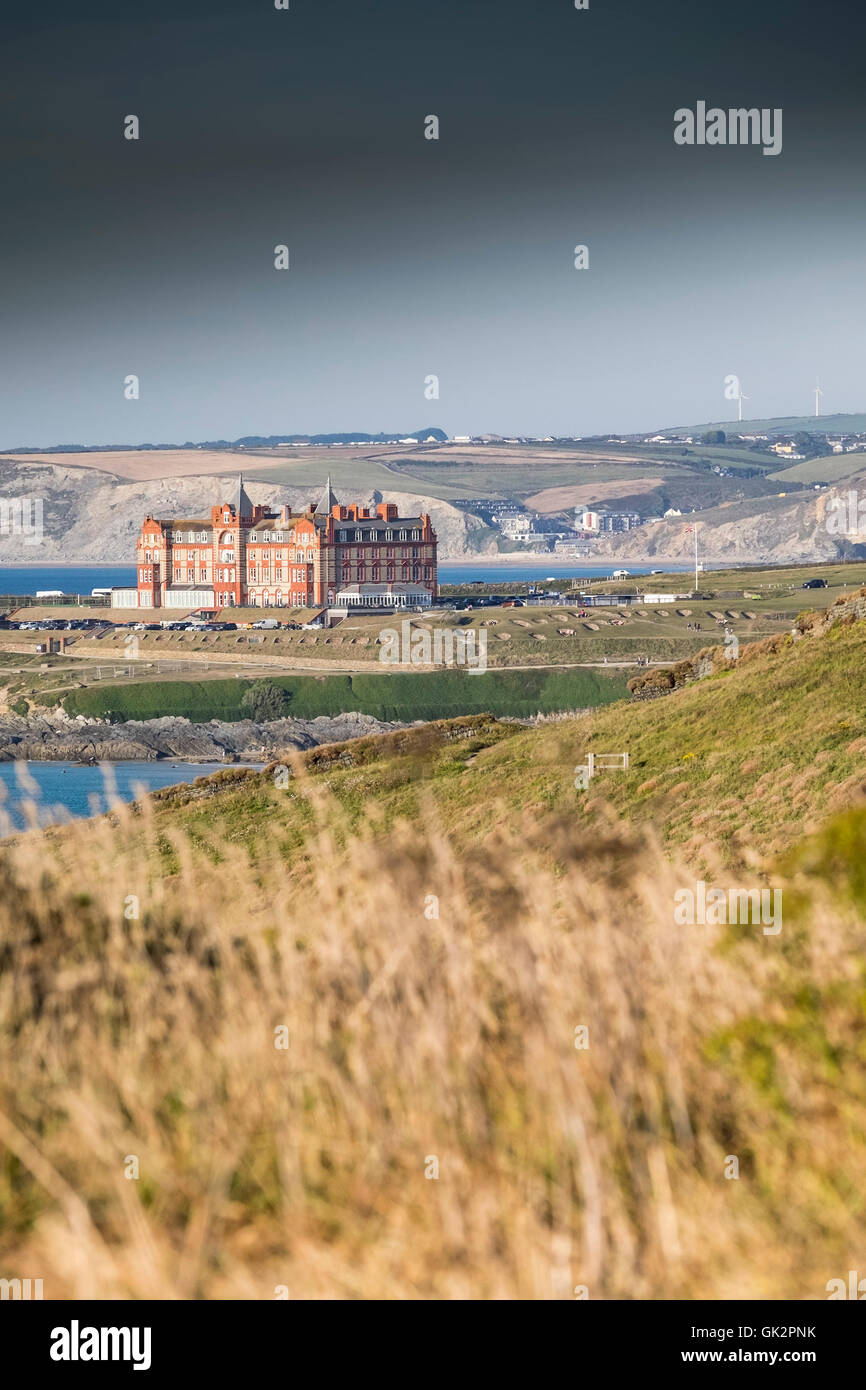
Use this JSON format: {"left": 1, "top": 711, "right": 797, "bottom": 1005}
{"left": 500, "top": 514, "right": 534, "bottom": 540}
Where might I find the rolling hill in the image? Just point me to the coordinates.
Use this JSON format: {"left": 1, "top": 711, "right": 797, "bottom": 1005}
{"left": 1, "top": 590, "right": 865, "bottom": 1298}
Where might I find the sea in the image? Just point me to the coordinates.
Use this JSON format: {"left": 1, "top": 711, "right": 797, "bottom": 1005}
{"left": 0, "top": 562, "right": 694, "bottom": 597}
{"left": 0, "top": 760, "right": 238, "bottom": 832}
{"left": 0, "top": 566, "right": 136, "bottom": 596}
{"left": 438, "top": 562, "right": 693, "bottom": 585}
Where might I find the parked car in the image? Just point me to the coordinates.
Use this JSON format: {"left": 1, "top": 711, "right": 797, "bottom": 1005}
{"left": 802, "top": 578, "right": 827, "bottom": 589}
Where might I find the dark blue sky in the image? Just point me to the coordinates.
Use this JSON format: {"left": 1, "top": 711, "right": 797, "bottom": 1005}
{"left": 2, "top": 0, "right": 865, "bottom": 445}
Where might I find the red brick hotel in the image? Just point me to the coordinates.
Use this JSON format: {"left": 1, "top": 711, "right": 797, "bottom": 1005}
{"left": 129, "top": 478, "right": 438, "bottom": 611}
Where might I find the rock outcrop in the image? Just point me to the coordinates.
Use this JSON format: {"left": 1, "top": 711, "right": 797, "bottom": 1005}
{"left": 0, "top": 709, "right": 411, "bottom": 762}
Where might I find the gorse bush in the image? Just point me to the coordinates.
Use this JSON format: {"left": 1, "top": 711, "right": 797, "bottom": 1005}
{"left": 240, "top": 679, "right": 290, "bottom": 722}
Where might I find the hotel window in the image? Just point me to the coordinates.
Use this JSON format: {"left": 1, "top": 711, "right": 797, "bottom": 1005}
{"left": 174, "top": 568, "right": 181, "bottom": 580}
{"left": 145, "top": 550, "right": 151, "bottom": 562}
{"left": 412, "top": 547, "right": 419, "bottom": 559}
{"left": 385, "top": 529, "right": 393, "bottom": 541}
{"left": 399, "top": 530, "right": 407, "bottom": 541}
{"left": 307, "top": 549, "right": 314, "bottom": 562}
{"left": 200, "top": 570, "right": 207, "bottom": 582}
{"left": 187, "top": 568, "right": 194, "bottom": 582}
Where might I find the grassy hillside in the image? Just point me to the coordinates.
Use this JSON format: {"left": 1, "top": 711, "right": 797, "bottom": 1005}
{"left": 102, "top": 589, "right": 866, "bottom": 871}
{"left": 769, "top": 453, "right": 866, "bottom": 484}
{"left": 670, "top": 412, "right": 866, "bottom": 436}
{"left": 60, "top": 667, "right": 629, "bottom": 723}
{"left": 2, "top": 594, "right": 866, "bottom": 1299}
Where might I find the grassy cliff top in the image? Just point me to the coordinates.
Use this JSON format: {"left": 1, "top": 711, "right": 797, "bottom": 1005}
{"left": 2, "top": 591, "right": 865, "bottom": 1300}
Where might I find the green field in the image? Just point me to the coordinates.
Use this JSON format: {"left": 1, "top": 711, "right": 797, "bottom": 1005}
{"left": 60, "top": 666, "right": 629, "bottom": 723}
{"left": 769, "top": 452, "right": 866, "bottom": 484}
{"left": 240, "top": 438, "right": 794, "bottom": 513}
{"left": 670, "top": 412, "right": 866, "bottom": 436}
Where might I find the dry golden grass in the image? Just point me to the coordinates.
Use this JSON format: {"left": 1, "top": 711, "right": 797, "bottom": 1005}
{"left": 1, "top": 758, "right": 865, "bottom": 1300}
{"left": 0, "top": 451, "right": 257, "bottom": 482}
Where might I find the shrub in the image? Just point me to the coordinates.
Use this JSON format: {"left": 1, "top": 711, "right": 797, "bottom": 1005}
{"left": 240, "top": 679, "right": 290, "bottom": 722}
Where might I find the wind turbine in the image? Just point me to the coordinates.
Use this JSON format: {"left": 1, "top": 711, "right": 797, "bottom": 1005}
{"left": 737, "top": 384, "right": 749, "bottom": 423}
{"left": 814, "top": 380, "right": 824, "bottom": 418}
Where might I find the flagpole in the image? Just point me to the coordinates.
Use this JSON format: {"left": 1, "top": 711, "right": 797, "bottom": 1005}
{"left": 694, "top": 525, "right": 698, "bottom": 592}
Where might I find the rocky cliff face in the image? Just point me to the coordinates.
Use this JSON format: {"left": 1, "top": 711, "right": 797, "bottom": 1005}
{"left": 0, "top": 460, "right": 486, "bottom": 561}
{"left": 585, "top": 488, "right": 866, "bottom": 565}
{"left": 2, "top": 455, "right": 864, "bottom": 566}
{"left": 0, "top": 709, "right": 411, "bottom": 762}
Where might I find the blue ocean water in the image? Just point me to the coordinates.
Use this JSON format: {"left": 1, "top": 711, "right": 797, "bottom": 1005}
{"left": 0, "top": 566, "right": 136, "bottom": 596}
{"left": 0, "top": 562, "right": 698, "bottom": 594}
{"left": 0, "top": 760, "right": 235, "bottom": 831}
{"left": 438, "top": 563, "right": 693, "bottom": 584}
